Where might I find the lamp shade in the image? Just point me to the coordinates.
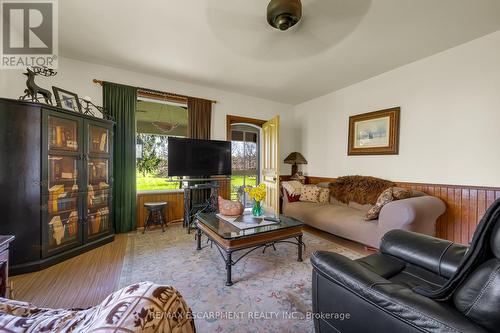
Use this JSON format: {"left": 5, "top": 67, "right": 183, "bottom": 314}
{"left": 284, "top": 152, "right": 307, "bottom": 165}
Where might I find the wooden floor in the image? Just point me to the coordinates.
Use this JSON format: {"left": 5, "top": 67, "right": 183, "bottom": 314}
{"left": 9, "top": 227, "right": 369, "bottom": 309}
{"left": 10, "top": 234, "right": 128, "bottom": 309}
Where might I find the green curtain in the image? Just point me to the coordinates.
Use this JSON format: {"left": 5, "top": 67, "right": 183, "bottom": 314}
{"left": 103, "top": 82, "right": 137, "bottom": 233}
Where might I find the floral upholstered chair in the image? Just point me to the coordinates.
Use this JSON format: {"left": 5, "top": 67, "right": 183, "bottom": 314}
{"left": 0, "top": 282, "right": 196, "bottom": 332}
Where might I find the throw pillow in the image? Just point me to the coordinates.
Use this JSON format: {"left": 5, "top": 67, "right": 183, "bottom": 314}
{"left": 299, "top": 185, "right": 321, "bottom": 203}
{"left": 392, "top": 187, "right": 413, "bottom": 200}
{"left": 318, "top": 188, "right": 330, "bottom": 203}
{"left": 282, "top": 180, "right": 303, "bottom": 196}
{"left": 365, "top": 187, "right": 413, "bottom": 220}
{"left": 284, "top": 189, "right": 301, "bottom": 203}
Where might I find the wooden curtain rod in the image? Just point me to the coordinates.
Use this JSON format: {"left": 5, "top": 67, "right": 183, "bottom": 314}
{"left": 92, "top": 79, "right": 217, "bottom": 104}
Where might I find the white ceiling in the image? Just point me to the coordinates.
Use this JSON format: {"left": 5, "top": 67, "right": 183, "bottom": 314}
{"left": 60, "top": 0, "right": 500, "bottom": 104}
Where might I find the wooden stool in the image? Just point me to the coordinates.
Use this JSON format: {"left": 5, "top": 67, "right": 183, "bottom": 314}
{"left": 143, "top": 202, "right": 167, "bottom": 233}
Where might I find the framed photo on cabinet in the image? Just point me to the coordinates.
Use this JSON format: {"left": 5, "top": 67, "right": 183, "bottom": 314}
{"left": 348, "top": 107, "right": 400, "bottom": 155}
{"left": 52, "top": 87, "right": 82, "bottom": 113}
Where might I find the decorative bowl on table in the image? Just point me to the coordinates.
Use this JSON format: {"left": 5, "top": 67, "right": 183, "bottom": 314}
{"left": 218, "top": 196, "right": 244, "bottom": 216}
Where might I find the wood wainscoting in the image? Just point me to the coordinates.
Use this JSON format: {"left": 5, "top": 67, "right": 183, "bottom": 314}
{"left": 136, "top": 191, "right": 185, "bottom": 228}
{"left": 395, "top": 183, "right": 500, "bottom": 245}
{"left": 283, "top": 176, "right": 500, "bottom": 245}
{"left": 136, "top": 179, "right": 230, "bottom": 228}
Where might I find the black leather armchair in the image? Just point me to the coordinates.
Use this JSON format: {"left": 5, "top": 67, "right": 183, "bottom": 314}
{"left": 311, "top": 226, "right": 500, "bottom": 333}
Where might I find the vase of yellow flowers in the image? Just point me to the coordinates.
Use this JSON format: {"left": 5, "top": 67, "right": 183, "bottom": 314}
{"left": 245, "top": 183, "right": 266, "bottom": 217}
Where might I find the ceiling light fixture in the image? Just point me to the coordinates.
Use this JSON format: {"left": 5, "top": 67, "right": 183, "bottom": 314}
{"left": 267, "top": 0, "right": 302, "bottom": 31}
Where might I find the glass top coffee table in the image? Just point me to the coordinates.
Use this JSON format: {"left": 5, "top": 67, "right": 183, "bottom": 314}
{"left": 195, "top": 212, "right": 304, "bottom": 286}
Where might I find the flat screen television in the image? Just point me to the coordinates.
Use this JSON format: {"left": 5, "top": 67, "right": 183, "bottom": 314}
{"left": 168, "top": 137, "right": 232, "bottom": 177}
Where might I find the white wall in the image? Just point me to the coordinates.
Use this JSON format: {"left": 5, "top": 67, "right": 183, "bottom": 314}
{"left": 0, "top": 57, "right": 297, "bottom": 172}
{"left": 294, "top": 30, "right": 500, "bottom": 187}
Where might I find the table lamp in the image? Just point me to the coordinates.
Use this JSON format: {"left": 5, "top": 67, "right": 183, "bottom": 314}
{"left": 284, "top": 152, "right": 307, "bottom": 176}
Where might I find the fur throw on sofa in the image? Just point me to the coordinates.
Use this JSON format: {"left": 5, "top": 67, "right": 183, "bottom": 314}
{"left": 330, "top": 175, "right": 396, "bottom": 205}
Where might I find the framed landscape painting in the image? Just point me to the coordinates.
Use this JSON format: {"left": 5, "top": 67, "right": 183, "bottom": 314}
{"left": 348, "top": 107, "right": 400, "bottom": 155}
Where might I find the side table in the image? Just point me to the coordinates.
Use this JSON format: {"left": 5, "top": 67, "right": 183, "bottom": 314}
{"left": 0, "top": 235, "right": 15, "bottom": 298}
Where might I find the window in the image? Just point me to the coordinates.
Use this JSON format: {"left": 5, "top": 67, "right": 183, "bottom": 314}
{"left": 136, "top": 99, "right": 188, "bottom": 191}
{"left": 230, "top": 124, "right": 260, "bottom": 203}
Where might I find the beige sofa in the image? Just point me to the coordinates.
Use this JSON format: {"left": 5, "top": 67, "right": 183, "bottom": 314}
{"left": 283, "top": 187, "right": 446, "bottom": 248}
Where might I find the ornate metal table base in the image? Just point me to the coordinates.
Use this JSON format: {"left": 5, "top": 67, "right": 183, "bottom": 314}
{"left": 196, "top": 225, "right": 305, "bottom": 286}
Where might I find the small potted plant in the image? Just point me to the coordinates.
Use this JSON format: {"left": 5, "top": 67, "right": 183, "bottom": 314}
{"left": 244, "top": 184, "right": 267, "bottom": 217}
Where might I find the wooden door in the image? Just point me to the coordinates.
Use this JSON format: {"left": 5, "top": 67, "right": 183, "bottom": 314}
{"left": 261, "top": 116, "right": 280, "bottom": 215}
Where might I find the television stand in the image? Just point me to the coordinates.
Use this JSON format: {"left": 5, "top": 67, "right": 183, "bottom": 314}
{"left": 181, "top": 178, "right": 229, "bottom": 233}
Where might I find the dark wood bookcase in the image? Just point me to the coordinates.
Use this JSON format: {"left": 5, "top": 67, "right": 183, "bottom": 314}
{"left": 0, "top": 98, "right": 115, "bottom": 275}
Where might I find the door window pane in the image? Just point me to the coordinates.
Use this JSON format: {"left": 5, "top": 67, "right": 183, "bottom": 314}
{"left": 245, "top": 132, "right": 257, "bottom": 143}
{"left": 231, "top": 130, "right": 244, "bottom": 141}
{"left": 230, "top": 125, "right": 260, "bottom": 202}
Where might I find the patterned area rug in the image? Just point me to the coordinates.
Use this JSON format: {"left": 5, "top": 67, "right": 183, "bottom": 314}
{"left": 119, "top": 224, "right": 363, "bottom": 333}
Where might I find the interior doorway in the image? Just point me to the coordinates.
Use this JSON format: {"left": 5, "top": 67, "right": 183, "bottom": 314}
{"left": 230, "top": 124, "right": 261, "bottom": 204}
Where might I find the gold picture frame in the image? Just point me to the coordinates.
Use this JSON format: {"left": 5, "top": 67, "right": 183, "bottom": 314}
{"left": 348, "top": 107, "right": 400, "bottom": 155}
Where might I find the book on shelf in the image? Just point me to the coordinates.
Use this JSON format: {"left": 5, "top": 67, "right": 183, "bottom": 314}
{"left": 87, "top": 184, "right": 95, "bottom": 206}
{"left": 57, "top": 193, "right": 76, "bottom": 211}
{"left": 98, "top": 207, "right": 109, "bottom": 231}
{"left": 49, "top": 184, "right": 65, "bottom": 194}
{"left": 51, "top": 161, "right": 62, "bottom": 180}
{"left": 55, "top": 126, "right": 63, "bottom": 146}
{"left": 49, "top": 215, "right": 64, "bottom": 245}
{"left": 49, "top": 185, "right": 65, "bottom": 213}
{"left": 90, "top": 207, "right": 109, "bottom": 235}
{"left": 92, "top": 138, "right": 100, "bottom": 151}
{"left": 68, "top": 211, "right": 78, "bottom": 237}
{"left": 61, "top": 172, "right": 73, "bottom": 179}
{"left": 99, "top": 132, "right": 107, "bottom": 152}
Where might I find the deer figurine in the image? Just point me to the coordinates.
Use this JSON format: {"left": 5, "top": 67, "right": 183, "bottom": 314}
{"left": 19, "top": 66, "right": 57, "bottom": 104}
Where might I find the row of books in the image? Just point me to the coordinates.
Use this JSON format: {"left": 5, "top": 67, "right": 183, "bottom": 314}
{"left": 48, "top": 207, "right": 110, "bottom": 246}
{"left": 89, "top": 193, "right": 108, "bottom": 206}
{"left": 88, "top": 182, "right": 110, "bottom": 207}
{"left": 89, "top": 207, "right": 110, "bottom": 235}
{"left": 48, "top": 185, "right": 78, "bottom": 214}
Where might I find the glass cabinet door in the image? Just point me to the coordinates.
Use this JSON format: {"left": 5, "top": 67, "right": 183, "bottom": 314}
{"left": 87, "top": 158, "right": 111, "bottom": 236}
{"left": 89, "top": 125, "right": 109, "bottom": 154}
{"left": 43, "top": 112, "right": 83, "bottom": 257}
{"left": 48, "top": 155, "right": 79, "bottom": 192}
{"left": 48, "top": 116, "right": 78, "bottom": 151}
{"left": 46, "top": 155, "right": 80, "bottom": 252}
